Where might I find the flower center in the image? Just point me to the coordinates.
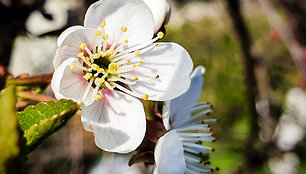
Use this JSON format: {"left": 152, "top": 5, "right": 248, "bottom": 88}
{"left": 71, "top": 21, "right": 164, "bottom": 101}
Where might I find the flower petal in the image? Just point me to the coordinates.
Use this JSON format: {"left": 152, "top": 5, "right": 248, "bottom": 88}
{"left": 154, "top": 130, "right": 186, "bottom": 174}
{"left": 57, "top": 26, "right": 96, "bottom": 49}
{"left": 125, "top": 42, "right": 193, "bottom": 101}
{"left": 84, "top": 0, "right": 154, "bottom": 47}
{"left": 166, "top": 66, "right": 205, "bottom": 127}
{"left": 51, "top": 58, "right": 95, "bottom": 106}
{"left": 53, "top": 46, "right": 79, "bottom": 70}
{"left": 90, "top": 152, "right": 153, "bottom": 174}
{"left": 81, "top": 89, "right": 146, "bottom": 153}
{"left": 143, "top": 0, "right": 170, "bottom": 33}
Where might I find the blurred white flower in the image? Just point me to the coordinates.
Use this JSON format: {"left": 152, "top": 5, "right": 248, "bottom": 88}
{"left": 268, "top": 153, "right": 299, "bottom": 174}
{"left": 26, "top": 0, "right": 68, "bottom": 36}
{"left": 154, "top": 66, "right": 217, "bottom": 174}
{"left": 143, "top": 0, "right": 171, "bottom": 33}
{"left": 51, "top": 0, "right": 193, "bottom": 153}
{"left": 275, "top": 88, "right": 306, "bottom": 151}
{"left": 90, "top": 152, "right": 152, "bottom": 174}
{"left": 9, "top": 36, "right": 56, "bottom": 76}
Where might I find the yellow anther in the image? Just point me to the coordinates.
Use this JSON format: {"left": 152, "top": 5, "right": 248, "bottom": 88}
{"left": 157, "top": 32, "right": 164, "bottom": 39}
{"left": 101, "top": 52, "right": 108, "bottom": 57}
{"left": 155, "top": 42, "right": 158, "bottom": 46}
{"left": 124, "top": 39, "right": 128, "bottom": 43}
{"left": 89, "top": 125, "right": 94, "bottom": 131}
{"left": 103, "top": 34, "right": 109, "bottom": 40}
{"left": 85, "top": 57, "right": 91, "bottom": 63}
{"left": 96, "top": 30, "right": 102, "bottom": 36}
{"left": 94, "top": 53, "right": 100, "bottom": 59}
{"left": 108, "top": 63, "right": 119, "bottom": 73}
{"left": 111, "top": 86, "right": 115, "bottom": 89}
{"left": 96, "top": 78, "right": 105, "bottom": 84}
{"left": 121, "top": 27, "right": 127, "bottom": 32}
{"left": 133, "top": 64, "right": 136, "bottom": 68}
{"left": 91, "top": 64, "right": 99, "bottom": 71}
{"left": 126, "top": 59, "right": 130, "bottom": 63}
{"left": 156, "top": 75, "right": 160, "bottom": 79}
{"left": 85, "top": 73, "right": 93, "bottom": 80}
{"left": 97, "top": 68, "right": 104, "bottom": 73}
{"left": 133, "top": 76, "right": 138, "bottom": 81}
{"left": 117, "top": 75, "right": 122, "bottom": 78}
{"left": 80, "top": 43, "right": 86, "bottom": 49}
{"left": 70, "top": 63, "right": 76, "bottom": 70}
{"left": 142, "top": 94, "right": 149, "bottom": 100}
{"left": 139, "top": 60, "right": 143, "bottom": 64}
{"left": 77, "top": 52, "right": 84, "bottom": 58}
{"left": 100, "top": 21, "right": 106, "bottom": 28}
{"left": 94, "top": 94, "right": 103, "bottom": 100}
{"left": 108, "top": 49, "right": 115, "bottom": 55}
{"left": 134, "top": 50, "right": 140, "bottom": 56}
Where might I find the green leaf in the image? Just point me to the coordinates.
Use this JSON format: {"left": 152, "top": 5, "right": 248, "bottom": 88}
{"left": 17, "top": 99, "right": 79, "bottom": 153}
{"left": 0, "top": 86, "right": 25, "bottom": 174}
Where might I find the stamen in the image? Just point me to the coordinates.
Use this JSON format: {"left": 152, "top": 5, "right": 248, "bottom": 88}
{"left": 101, "top": 52, "right": 108, "bottom": 57}
{"left": 97, "top": 68, "right": 104, "bottom": 73}
{"left": 77, "top": 52, "right": 84, "bottom": 58}
{"left": 96, "top": 77, "right": 105, "bottom": 84}
{"left": 70, "top": 63, "right": 76, "bottom": 70}
{"left": 81, "top": 78, "right": 94, "bottom": 102}
{"left": 139, "top": 60, "right": 143, "bottom": 64}
{"left": 157, "top": 32, "right": 164, "bottom": 39}
{"left": 142, "top": 94, "right": 149, "bottom": 100}
{"left": 96, "top": 31, "right": 102, "bottom": 36}
{"left": 121, "top": 27, "right": 127, "bottom": 32}
{"left": 134, "top": 50, "right": 140, "bottom": 56}
{"left": 133, "top": 76, "right": 138, "bottom": 81}
{"left": 155, "top": 42, "right": 158, "bottom": 46}
{"left": 100, "top": 21, "right": 106, "bottom": 28}
{"left": 133, "top": 64, "right": 136, "bottom": 68}
{"left": 108, "top": 63, "right": 119, "bottom": 73}
{"left": 85, "top": 57, "right": 91, "bottom": 63}
{"left": 94, "top": 94, "right": 103, "bottom": 100}
{"left": 124, "top": 39, "right": 128, "bottom": 43}
{"left": 108, "top": 49, "right": 115, "bottom": 55}
{"left": 103, "top": 34, "right": 109, "bottom": 40}
{"left": 93, "top": 53, "right": 100, "bottom": 59}
{"left": 104, "top": 81, "right": 114, "bottom": 90}
{"left": 91, "top": 64, "right": 99, "bottom": 71}
{"left": 84, "top": 73, "right": 93, "bottom": 80}
{"left": 156, "top": 75, "right": 160, "bottom": 78}
{"left": 80, "top": 43, "right": 86, "bottom": 49}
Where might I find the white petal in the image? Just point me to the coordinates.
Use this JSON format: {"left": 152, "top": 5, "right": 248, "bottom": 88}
{"left": 81, "top": 90, "right": 146, "bottom": 153}
{"left": 53, "top": 46, "right": 79, "bottom": 70}
{"left": 90, "top": 152, "right": 153, "bottom": 174}
{"left": 154, "top": 130, "right": 186, "bottom": 174}
{"left": 51, "top": 58, "right": 95, "bottom": 106}
{"left": 125, "top": 42, "right": 193, "bottom": 101}
{"left": 57, "top": 26, "right": 96, "bottom": 49}
{"left": 167, "top": 66, "right": 205, "bottom": 127}
{"left": 84, "top": 0, "right": 154, "bottom": 47}
{"left": 143, "top": 0, "right": 171, "bottom": 33}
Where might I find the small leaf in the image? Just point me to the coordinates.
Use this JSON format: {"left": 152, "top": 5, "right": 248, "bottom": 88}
{"left": 129, "top": 151, "right": 154, "bottom": 166}
{"left": 17, "top": 99, "right": 79, "bottom": 153}
{"left": 0, "top": 86, "right": 25, "bottom": 174}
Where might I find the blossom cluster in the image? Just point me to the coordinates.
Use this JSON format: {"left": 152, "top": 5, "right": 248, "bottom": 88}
{"left": 51, "top": 0, "right": 217, "bottom": 173}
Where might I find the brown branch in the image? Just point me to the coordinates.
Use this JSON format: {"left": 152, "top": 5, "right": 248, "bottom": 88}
{"left": 224, "top": 0, "right": 272, "bottom": 172}
{"left": 17, "top": 91, "right": 56, "bottom": 102}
